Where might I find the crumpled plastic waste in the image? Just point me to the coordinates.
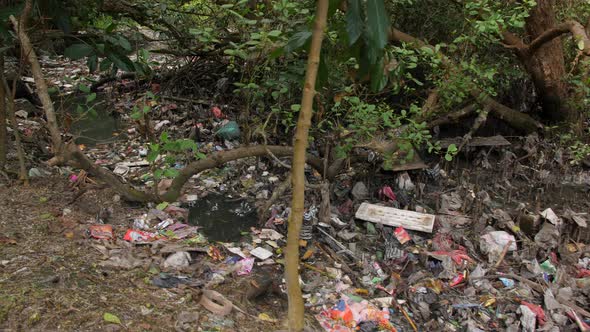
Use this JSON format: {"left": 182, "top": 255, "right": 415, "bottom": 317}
{"left": 124, "top": 229, "right": 156, "bottom": 242}
{"left": 88, "top": 224, "right": 114, "bottom": 240}
{"left": 316, "top": 295, "right": 397, "bottom": 332}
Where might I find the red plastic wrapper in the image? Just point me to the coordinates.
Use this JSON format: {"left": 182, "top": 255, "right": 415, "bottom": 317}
{"left": 123, "top": 229, "right": 156, "bottom": 242}
{"left": 211, "top": 106, "right": 224, "bottom": 119}
{"left": 394, "top": 227, "right": 411, "bottom": 244}
{"left": 379, "top": 186, "right": 396, "bottom": 202}
{"left": 89, "top": 224, "right": 113, "bottom": 240}
{"left": 449, "top": 273, "right": 465, "bottom": 287}
{"left": 429, "top": 249, "right": 474, "bottom": 265}
{"left": 520, "top": 301, "right": 546, "bottom": 326}
{"left": 577, "top": 268, "right": 590, "bottom": 278}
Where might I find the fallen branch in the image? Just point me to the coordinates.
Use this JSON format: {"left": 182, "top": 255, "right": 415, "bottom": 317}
{"left": 427, "top": 104, "right": 477, "bottom": 128}
{"left": 90, "top": 73, "right": 136, "bottom": 92}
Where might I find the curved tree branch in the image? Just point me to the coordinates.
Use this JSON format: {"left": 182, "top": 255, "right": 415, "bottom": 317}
{"left": 389, "top": 28, "right": 541, "bottom": 133}
{"left": 527, "top": 20, "right": 590, "bottom": 56}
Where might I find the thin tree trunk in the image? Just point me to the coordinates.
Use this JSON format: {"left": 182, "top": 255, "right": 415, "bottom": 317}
{"left": 525, "top": 0, "right": 572, "bottom": 121}
{"left": 10, "top": 2, "right": 62, "bottom": 156}
{"left": 2, "top": 71, "right": 29, "bottom": 185}
{"left": 0, "top": 55, "right": 6, "bottom": 170}
{"left": 285, "top": 0, "right": 329, "bottom": 330}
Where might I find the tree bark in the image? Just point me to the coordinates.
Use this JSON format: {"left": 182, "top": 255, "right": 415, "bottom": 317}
{"left": 10, "top": 5, "right": 63, "bottom": 156}
{"left": 524, "top": 0, "right": 572, "bottom": 121}
{"left": 0, "top": 55, "right": 6, "bottom": 170}
{"left": 286, "top": 0, "right": 329, "bottom": 330}
{"left": 3, "top": 74, "right": 29, "bottom": 184}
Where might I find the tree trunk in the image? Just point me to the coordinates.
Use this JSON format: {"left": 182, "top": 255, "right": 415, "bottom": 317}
{"left": 525, "top": 0, "right": 573, "bottom": 121}
{"left": 10, "top": 2, "right": 63, "bottom": 156}
{"left": 0, "top": 55, "right": 6, "bottom": 170}
{"left": 285, "top": 0, "right": 329, "bottom": 330}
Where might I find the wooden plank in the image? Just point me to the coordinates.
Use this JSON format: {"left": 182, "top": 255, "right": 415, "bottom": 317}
{"left": 439, "top": 135, "right": 511, "bottom": 149}
{"left": 355, "top": 203, "right": 435, "bottom": 233}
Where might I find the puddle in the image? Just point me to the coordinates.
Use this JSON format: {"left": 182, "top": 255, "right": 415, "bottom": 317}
{"left": 187, "top": 194, "right": 258, "bottom": 242}
{"left": 57, "top": 94, "right": 125, "bottom": 146}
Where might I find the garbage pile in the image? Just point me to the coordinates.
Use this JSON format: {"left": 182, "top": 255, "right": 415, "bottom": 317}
{"left": 82, "top": 163, "right": 589, "bottom": 331}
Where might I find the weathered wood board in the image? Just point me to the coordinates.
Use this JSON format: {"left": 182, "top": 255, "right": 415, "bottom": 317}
{"left": 355, "top": 203, "right": 435, "bottom": 233}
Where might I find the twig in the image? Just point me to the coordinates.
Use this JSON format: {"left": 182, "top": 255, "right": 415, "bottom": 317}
{"left": 493, "top": 240, "right": 513, "bottom": 268}
{"left": 303, "top": 263, "right": 336, "bottom": 278}
{"left": 391, "top": 297, "right": 418, "bottom": 332}
{"left": 161, "top": 95, "right": 210, "bottom": 105}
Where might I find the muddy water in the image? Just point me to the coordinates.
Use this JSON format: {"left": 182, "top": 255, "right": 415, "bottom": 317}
{"left": 187, "top": 194, "right": 258, "bottom": 242}
{"left": 58, "top": 94, "right": 125, "bottom": 146}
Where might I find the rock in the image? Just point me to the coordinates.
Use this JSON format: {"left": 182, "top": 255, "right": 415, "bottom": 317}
{"left": 163, "top": 252, "right": 191, "bottom": 269}
{"left": 351, "top": 182, "right": 369, "bottom": 200}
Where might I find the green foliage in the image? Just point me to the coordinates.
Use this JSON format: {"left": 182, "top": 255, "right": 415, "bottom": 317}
{"left": 148, "top": 129, "right": 202, "bottom": 180}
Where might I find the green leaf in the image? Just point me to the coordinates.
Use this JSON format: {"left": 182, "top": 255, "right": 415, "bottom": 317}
{"left": 117, "top": 36, "right": 132, "bottom": 52}
{"left": 267, "top": 30, "right": 282, "bottom": 37}
{"left": 86, "top": 93, "right": 97, "bottom": 103}
{"left": 163, "top": 169, "right": 179, "bottom": 178}
{"left": 64, "top": 44, "right": 94, "bottom": 60}
{"left": 147, "top": 149, "right": 159, "bottom": 163}
{"left": 103, "top": 313, "right": 121, "bottom": 324}
{"left": 154, "top": 169, "right": 164, "bottom": 179}
{"left": 445, "top": 154, "right": 453, "bottom": 161}
{"left": 99, "top": 58, "right": 112, "bottom": 72}
{"left": 87, "top": 55, "right": 98, "bottom": 73}
{"left": 370, "top": 57, "right": 388, "bottom": 92}
{"left": 577, "top": 40, "right": 585, "bottom": 51}
{"left": 195, "top": 152, "right": 207, "bottom": 160}
{"left": 76, "top": 105, "right": 84, "bottom": 114}
{"left": 130, "top": 111, "right": 142, "bottom": 120}
{"left": 160, "top": 131, "right": 169, "bottom": 143}
{"left": 346, "top": 0, "right": 363, "bottom": 45}
{"left": 365, "top": 0, "right": 390, "bottom": 51}
{"left": 107, "top": 52, "right": 134, "bottom": 72}
{"left": 78, "top": 84, "right": 91, "bottom": 93}
{"left": 156, "top": 202, "right": 169, "bottom": 210}
{"left": 178, "top": 139, "right": 197, "bottom": 151}
{"left": 284, "top": 30, "right": 312, "bottom": 54}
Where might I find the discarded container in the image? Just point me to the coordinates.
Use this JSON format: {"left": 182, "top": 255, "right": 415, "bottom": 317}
{"left": 356, "top": 203, "right": 435, "bottom": 233}
{"left": 215, "top": 121, "right": 240, "bottom": 140}
{"left": 89, "top": 224, "right": 114, "bottom": 240}
{"left": 250, "top": 247, "right": 273, "bottom": 260}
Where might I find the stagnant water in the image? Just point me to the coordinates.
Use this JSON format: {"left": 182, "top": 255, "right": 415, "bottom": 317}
{"left": 57, "top": 93, "right": 124, "bottom": 146}
{"left": 187, "top": 194, "right": 258, "bottom": 242}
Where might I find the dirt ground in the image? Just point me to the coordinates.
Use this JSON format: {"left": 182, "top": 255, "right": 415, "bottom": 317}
{"left": 0, "top": 178, "right": 285, "bottom": 332}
